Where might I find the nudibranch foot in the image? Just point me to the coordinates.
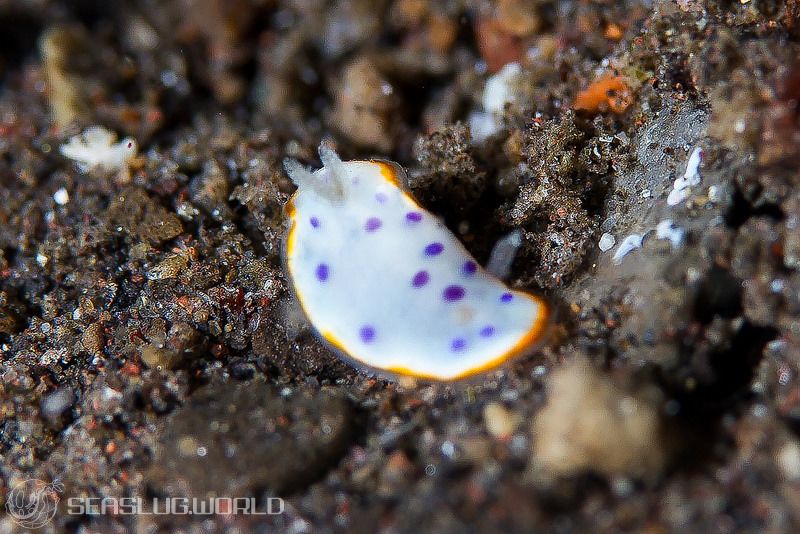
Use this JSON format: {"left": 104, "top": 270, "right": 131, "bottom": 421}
{"left": 283, "top": 144, "right": 549, "bottom": 381}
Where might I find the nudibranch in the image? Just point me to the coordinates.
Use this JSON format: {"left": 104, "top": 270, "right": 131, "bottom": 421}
{"left": 283, "top": 144, "right": 549, "bottom": 380}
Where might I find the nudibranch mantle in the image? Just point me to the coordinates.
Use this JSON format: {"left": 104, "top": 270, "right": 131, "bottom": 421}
{"left": 283, "top": 145, "right": 548, "bottom": 380}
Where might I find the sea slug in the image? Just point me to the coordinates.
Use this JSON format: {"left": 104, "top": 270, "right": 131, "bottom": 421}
{"left": 283, "top": 144, "right": 548, "bottom": 380}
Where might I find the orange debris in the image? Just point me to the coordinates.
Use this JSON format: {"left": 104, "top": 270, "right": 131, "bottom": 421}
{"left": 604, "top": 23, "right": 624, "bottom": 40}
{"left": 573, "top": 73, "right": 633, "bottom": 114}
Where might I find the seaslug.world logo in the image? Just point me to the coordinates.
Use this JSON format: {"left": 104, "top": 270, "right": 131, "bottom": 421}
{"left": 6, "top": 478, "right": 63, "bottom": 529}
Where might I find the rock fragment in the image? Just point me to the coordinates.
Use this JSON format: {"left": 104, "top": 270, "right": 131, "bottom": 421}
{"left": 531, "top": 360, "right": 667, "bottom": 483}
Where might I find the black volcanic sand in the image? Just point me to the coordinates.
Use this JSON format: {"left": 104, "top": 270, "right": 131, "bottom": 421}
{"left": 2, "top": 0, "right": 800, "bottom": 532}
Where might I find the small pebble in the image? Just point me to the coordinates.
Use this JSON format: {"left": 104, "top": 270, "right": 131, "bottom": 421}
{"left": 778, "top": 442, "right": 800, "bottom": 480}
{"left": 147, "top": 253, "right": 189, "bottom": 280}
{"left": 54, "top": 187, "right": 70, "bottom": 205}
{"left": 598, "top": 232, "right": 616, "bottom": 252}
{"left": 41, "top": 387, "right": 75, "bottom": 419}
{"left": 484, "top": 402, "right": 516, "bottom": 438}
{"left": 441, "top": 440, "right": 456, "bottom": 458}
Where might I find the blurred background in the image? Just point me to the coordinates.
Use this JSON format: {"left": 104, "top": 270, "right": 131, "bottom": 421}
{"left": 1, "top": 0, "right": 800, "bottom": 532}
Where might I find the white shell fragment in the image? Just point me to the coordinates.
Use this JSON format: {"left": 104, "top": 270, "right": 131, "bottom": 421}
{"left": 60, "top": 126, "right": 138, "bottom": 172}
{"left": 598, "top": 233, "right": 616, "bottom": 252}
{"left": 667, "top": 146, "right": 703, "bottom": 206}
{"left": 655, "top": 219, "right": 684, "bottom": 249}
{"left": 486, "top": 229, "right": 523, "bottom": 280}
{"left": 612, "top": 234, "right": 644, "bottom": 264}
{"left": 469, "top": 62, "right": 523, "bottom": 143}
{"left": 482, "top": 62, "right": 522, "bottom": 114}
{"left": 53, "top": 187, "right": 70, "bottom": 205}
{"left": 283, "top": 144, "right": 549, "bottom": 380}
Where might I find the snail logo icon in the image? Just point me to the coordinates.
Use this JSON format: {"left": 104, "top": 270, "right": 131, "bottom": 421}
{"left": 6, "top": 479, "right": 63, "bottom": 529}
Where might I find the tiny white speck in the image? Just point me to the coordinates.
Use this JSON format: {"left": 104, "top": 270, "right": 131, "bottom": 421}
{"left": 612, "top": 476, "right": 634, "bottom": 497}
{"left": 54, "top": 187, "right": 70, "bottom": 205}
{"left": 734, "top": 118, "right": 746, "bottom": 133}
{"left": 441, "top": 441, "right": 456, "bottom": 458}
{"left": 768, "top": 339, "right": 787, "bottom": 353}
{"left": 160, "top": 70, "right": 178, "bottom": 87}
{"left": 641, "top": 189, "right": 651, "bottom": 198}
{"left": 36, "top": 253, "right": 49, "bottom": 267}
{"left": 526, "top": 46, "right": 542, "bottom": 61}
{"left": 599, "top": 232, "right": 616, "bottom": 252}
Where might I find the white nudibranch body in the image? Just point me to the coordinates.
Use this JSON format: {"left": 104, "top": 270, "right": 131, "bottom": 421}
{"left": 60, "top": 126, "right": 137, "bottom": 172}
{"left": 283, "top": 144, "right": 549, "bottom": 380}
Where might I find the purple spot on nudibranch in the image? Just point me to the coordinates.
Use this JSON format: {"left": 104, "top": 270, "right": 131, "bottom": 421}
{"left": 406, "top": 212, "right": 422, "bottom": 222}
{"left": 310, "top": 216, "right": 320, "bottom": 228}
{"left": 443, "top": 285, "right": 465, "bottom": 301}
{"left": 365, "top": 217, "right": 383, "bottom": 232}
{"left": 316, "top": 263, "right": 329, "bottom": 282}
{"left": 463, "top": 260, "right": 477, "bottom": 275}
{"left": 359, "top": 325, "right": 375, "bottom": 343}
{"left": 500, "top": 292, "right": 513, "bottom": 303}
{"left": 451, "top": 338, "right": 466, "bottom": 351}
{"left": 375, "top": 192, "right": 387, "bottom": 203}
{"left": 424, "top": 242, "right": 444, "bottom": 256}
{"left": 480, "top": 325, "right": 495, "bottom": 337}
{"left": 412, "top": 270, "right": 429, "bottom": 287}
